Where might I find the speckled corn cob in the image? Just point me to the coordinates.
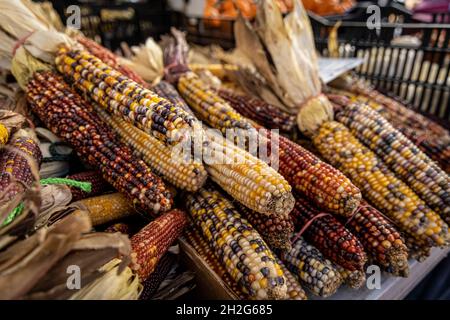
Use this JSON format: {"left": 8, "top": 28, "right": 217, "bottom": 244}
{"left": 335, "top": 102, "right": 450, "bottom": 222}
{"left": 343, "top": 201, "right": 409, "bottom": 277}
{"left": 139, "top": 253, "right": 176, "bottom": 300}
{"left": 76, "top": 35, "right": 148, "bottom": 86}
{"left": 275, "top": 258, "right": 308, "bottom": 300}
{"left": 0, "top": 130, "right": 42, "bottom": 206}
{"left": 73, "top": 193, "right": 135, "bottom": 226}
{"left": 97, "top": 108, "right": 207, "bottom": 192}
{"left": 336, "top": 266, "right": 366, "bottom": 289}
{"left": 204, "top": 130, "right": 294, "bottom": 216}
{"left": 185, "top": 185, "right": 288, "bottom": 300}
{"left": 131, "top": 209, "right": 188, "bottom": 282}
{"left": 313, "top": 121, "right": 449, "bottom": 247}
{"left": 177, "top": 71, "right": 253, "bottom": 134}
{"left": 404, "top": 235, "right": 432, "bottom": 262}
{"left": 27, "top": 71, "right": 172, "bottom": 215}
{"left": 218, "top": 89, "right": 296, "bottom": 132}
{"left": 152, "top": 81, "right": 195, "bottom": 116}
{"left": 290, "top": 196, "right": 367, "bottom": 271}
{"left": 55, "top": 46, "right": 198, "bottom": 146}
{"left": 263, "top": 129, "right": 362, "bottom": 217}
{"left": 66, "top": 171, "right": 112, "bottom": 201}
{"left": 235, "top": 202, "right": 294, "bottom": 251}
{"left": 184, "top": 225, "right": 248, "bottom": 299}
{"left": 280, "top": 237, "right": 343, "bottom": 297}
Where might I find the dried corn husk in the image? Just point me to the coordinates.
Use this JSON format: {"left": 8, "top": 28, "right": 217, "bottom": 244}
{"left": 0, "top": 110, "right": 26, "bottom": 141}
{"left": 69, "top": 258, "right": 142, "bottom": 300}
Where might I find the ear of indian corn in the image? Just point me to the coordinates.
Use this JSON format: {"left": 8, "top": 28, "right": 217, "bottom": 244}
{"left": 184, "top": 225, "right": 248, "bottom": 299}
{"left": 335, "top": 102, "right": 450, "bottom": 222}
{"left": 235, "top": 202, "right": 294, "bottom": 251}
{"left": 263, "top": 128, "right": 362, "bottom": 217}
{"left": 27, "top": 71, "right": 172, "bottom": 215}
{"left": 404, "top": 235, "right": 432, "bottom": 262}
{"left": 313, "top": 121, "right": 449, "bottom": 247}
{"left": 139, "top": 253, "right": 176, "bottom": 300}
{"left": 203, "top": 129, "right": 294, "bottom": 216}
{"left": 104, "top": 222, "right": 132, "bottom": 236}
{"left": 290, "top": 195, "right": 367, "bottom": 271}
{"left": 75, "top": 35, "right": 148, "bottom": 86}
{"left": 336, "top": 266, "right": 366, "bottom": 289}
{"left": 66, "top": 171, "right": 112, "bottom": 201}
{"left": 280, "top": 237, "right": 343, "bottom": 298}
{"left": 185, "top": 184, "right": 288, "bottom": 300}
{"left": 55, "top": 46, "right": 199, "bottom": 146}
{"left": 342, "top": 201, "right": 409, "bottom": 277}
{"left": 218, "top": 89, "right": 296, "bottom": 132}
{"left": 97, "top": 108, "right": 207, "bottom": 192}
{"left": 0, "top": 123, "right": 9, "bottom": 146}
{"left": 131, "top": 209, "right": 188, "bottom": 282}
{"left": 72, "top": 193, "right": 136, "bottom": 226}
{"left": 177, "top": 71, "right": 253, "bottom": 134}
{"left": 0, "top": 129, "right": 42, "bottom": 207}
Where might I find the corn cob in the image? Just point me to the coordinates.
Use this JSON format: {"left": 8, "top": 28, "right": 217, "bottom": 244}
{"left": 290, "top": 196, "right": 367, "bottom": 271}
{"left": 178, "top": 72, "right": 253, "bottom": 134}
{"left": 75, "top": 35, "right": 148, "bottom": 86}
{"left": 342, "top": 201, "right": 409, "bottom": 277}
{"left": 104, "top": 222, "right": 132, "bottom": 236}
{"left": 27, "top": 71, "right": 172, "bottom": 215}
{"left": 275, "top": 257, "right": 308, "bottom": 300}
{"left": 185, "top": 184, "right": 288, "bottom": 300}
{"left": 131, "top": 209, "right": 188, "bottom": 282}
{"left": 0, "top": 129, "right": 42, "bottom": 206}
{"left": 235, "top": 202, "right": 294, "bottom": 251}
{"left": 328, "top": 90, "right": 450, "bottom": 173}
{"left": 336, "top": 267, "right": 366, "bottom": 289}
{"left": 97, "top": 108, "right": 207, "bottom": 192}
{"left": 335, "top": 102, "right": 450, "bottom": 222}
{"left": 262, "top": 129, "right": 362, "bottom": 217}
{"left": 313, "top": 121, "right": 449, "bottom": 247}
{"left": 280, "top": 237, "right": 343, "bottom": 297}
{"left": 404, "top": 235, "right": 432, "bottom": 262}
{"left": 184, "top": 225, "right": 248, "bottom": 299}
{"left": 151, "top": 81, "right": 195, "bottom": 116}
{"left": 66, "top": 171, "right": 112, "bottom": 201}
{"left": 0, "top": 123, "right": 8, "bottom": 146}
{"left": 55, "top": 46, "right": 198, "bottom": 146}
{"left": 139, "top": 253, "right": 176, "bottom": 300}
{"left": 72, "top": 193, "right": 135, "bottom": 226}
{"left": 218, "top": 89, "right": 296, "bottom": 132}
{"left": 204, "top": 129, "right": 294, "bottom": 216}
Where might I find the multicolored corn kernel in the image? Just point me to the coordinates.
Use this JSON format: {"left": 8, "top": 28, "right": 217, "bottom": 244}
{"left": 104, "top": 222, "right": 132, "bottom": 236}
{"left": 275, "top": 257, "right": 307, "bottom": 300}
{"left": 235, "top": 202, "right": 294, "bottom": 251}
{"left": 73, "top": 193, "right": 135, "bottom": 226}
{"left": 342, "top": 201, "right": 409, "bottom": 277}
{"left": 313, "top": 121, "right": 449, "bottom": 247}
{"left": 27, "top": 71, "right": 172, "bottom": 215}
{"left": 131, "top": 209, "right": 188, "bottom": 282}
{"left": 336, "top": 266, "right": 366, "bottom": 289}
{"left": 204, "top": 129, "right": 294, "bottom": 216}
{"left": 177, "top": 71, "right": 253, "bottom": 135}
{"left": 55, "top": 46, "right": 198, "bottom": 146}
{"left": 97, "top": 108, "right": 207, "bottom": 192}
{"left": 280, "top": 237, "right": 343, "bottom": 298}
{"left": 66, "top": 170, "right": 112, "bottom": 201}
{"left": 262, "top": 128, "right": 362, "bottom": 217}
{"left": 404, "top": 235, "right": 432, "bottom": 262}
{"left": 152, "top": 81, "right": 195, "bottom": 116}
{"left": 335, "top": 102, "right": 450, "bottom": 222}
{"left": 139, "top": 253, "right": 176, "bottom": 300}
{"left": 0, "top": 130, "right": 42, "bottom": 205}
{"left": 218, "top": 89, "right": 296, "bottom": 132}
{"left": 185, "top": 184, "right": 288, "bottom": 300}
{"left": 290, "top": 195, "right": 367, "bottom": 271}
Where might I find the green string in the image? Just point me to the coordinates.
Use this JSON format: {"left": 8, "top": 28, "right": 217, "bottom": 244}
{"left": 1, "top": 178, "right": 92, "bottom": 227}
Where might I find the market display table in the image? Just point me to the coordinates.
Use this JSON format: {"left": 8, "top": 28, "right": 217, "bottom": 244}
{"left": 315, "top": 248, "right": 450, "bottom": 300}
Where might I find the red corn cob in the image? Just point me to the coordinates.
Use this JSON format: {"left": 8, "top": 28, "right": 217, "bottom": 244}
{"left": 66, "top": 171, "right": 112, "bottom": 201}
{"left": 139, "top": 253, "right": 176, "bottom": 300}
{"left": 130, "top": 209, "right": 188, "bottom": 282}
{"left": 290, "top": 195, "right": 367, "bottom": 271}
